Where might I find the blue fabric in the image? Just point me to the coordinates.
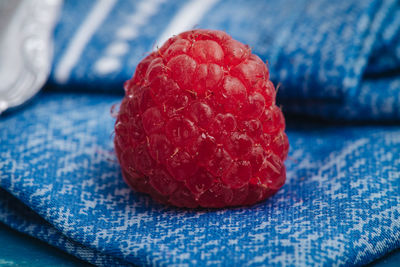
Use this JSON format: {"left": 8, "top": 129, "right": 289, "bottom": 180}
{"left": 1, "top": 0, "right": 400, "bottom": 266}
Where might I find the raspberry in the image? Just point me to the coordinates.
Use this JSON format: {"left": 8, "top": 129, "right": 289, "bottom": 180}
{"left": 115, "top": 29, "right": 289, "bottom": 208}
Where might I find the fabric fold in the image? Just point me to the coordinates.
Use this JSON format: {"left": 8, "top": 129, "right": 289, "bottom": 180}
{"left": 47, "top": 0, "right": 400, "bottom": 121}
{"left": 0, "top": 188, "right": 132, "bottom": 266}
{"left": 1, "top": 92, "right": 400, "bottom": 266}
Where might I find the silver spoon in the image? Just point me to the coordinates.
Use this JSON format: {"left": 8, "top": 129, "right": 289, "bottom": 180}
{"left": 0, "top": 0, "right": 62, "bottom": 114}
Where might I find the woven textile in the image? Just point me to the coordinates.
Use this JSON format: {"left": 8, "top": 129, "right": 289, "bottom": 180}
{"left": 1, "top": 0, "right": 400, "bottom": 266}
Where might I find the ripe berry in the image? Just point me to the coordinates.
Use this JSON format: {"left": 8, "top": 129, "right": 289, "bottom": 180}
{"left": 115, "top": 29, "right": 289, "bottom": 208}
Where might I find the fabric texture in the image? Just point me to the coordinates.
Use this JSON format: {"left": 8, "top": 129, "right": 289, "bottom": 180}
{"left": 1, "top": 0, "right": 400, "bottom": 266}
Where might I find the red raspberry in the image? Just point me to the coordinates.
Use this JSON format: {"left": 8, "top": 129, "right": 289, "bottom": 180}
{"left": 114, "top": 29, "right": 289, "bottom": 208}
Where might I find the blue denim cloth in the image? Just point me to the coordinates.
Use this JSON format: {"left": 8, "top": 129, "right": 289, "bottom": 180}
{"left": 1, "top": 0, "right": 400, "bottom": 266}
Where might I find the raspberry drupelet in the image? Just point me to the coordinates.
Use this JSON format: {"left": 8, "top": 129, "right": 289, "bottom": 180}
{"left": 114, "top": 29, "right": 289, "bottom": 208}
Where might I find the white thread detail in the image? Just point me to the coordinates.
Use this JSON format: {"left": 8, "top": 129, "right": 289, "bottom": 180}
{"left": 55, "top": 0, "right": 117, "bottom": 83}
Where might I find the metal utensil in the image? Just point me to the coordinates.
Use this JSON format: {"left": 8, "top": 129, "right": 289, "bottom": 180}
{"left": 0, "top": 0, "right": 62, "bottom": 114}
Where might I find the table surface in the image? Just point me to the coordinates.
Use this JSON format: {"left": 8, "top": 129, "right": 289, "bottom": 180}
{"left": 0, "top": 222, "right": 398, "bottom": 266}
{"left": 0, "top": 223, "right": 90, "bottom": 266}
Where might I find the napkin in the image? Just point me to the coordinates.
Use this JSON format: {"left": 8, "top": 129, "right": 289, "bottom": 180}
{"left": 1, "top": 0, "right": 400, "bottom": 266}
